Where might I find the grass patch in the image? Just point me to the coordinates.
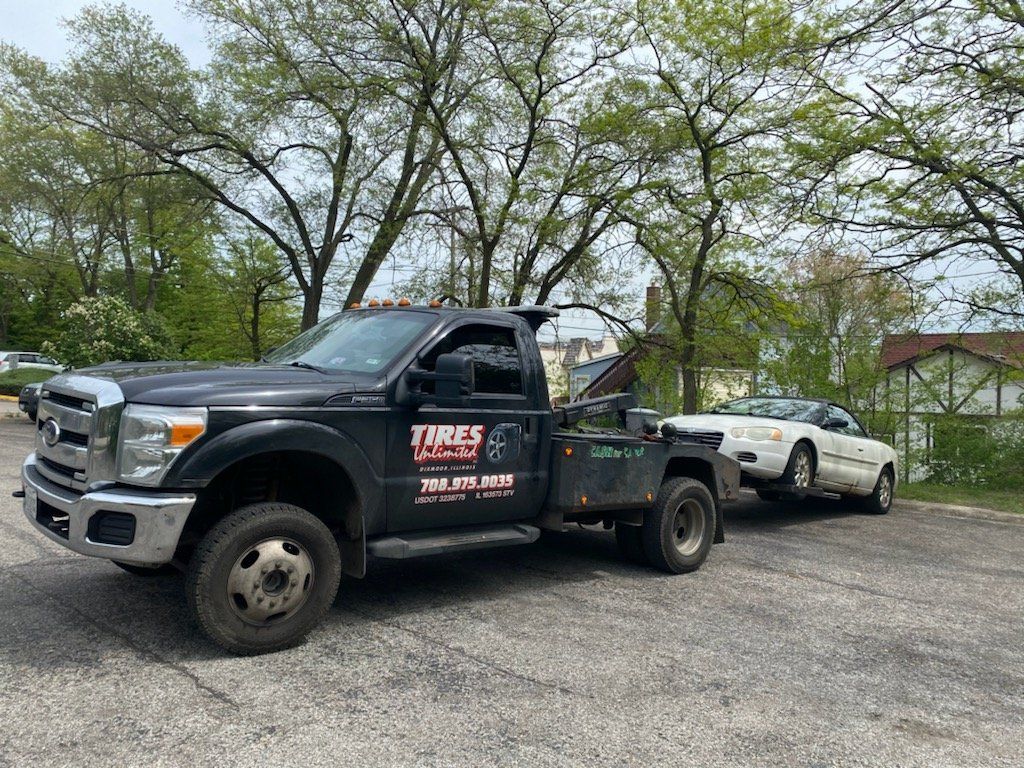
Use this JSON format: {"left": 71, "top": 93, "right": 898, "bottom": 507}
{"left": 900, "top": 482, "right": 1024, "bottom": 515}
{"left": 0, "top": 368, "right": 53, "bottom": 397}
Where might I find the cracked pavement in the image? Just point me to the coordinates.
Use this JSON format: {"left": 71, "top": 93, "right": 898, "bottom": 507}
{"left": 1, "top": 417, "right": 1022, "bottom": 767}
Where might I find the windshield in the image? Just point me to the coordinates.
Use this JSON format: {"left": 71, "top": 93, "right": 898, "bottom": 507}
{"left": 707, "top": 397, "right": 823, "bottom": 423}
{"left": 264, "top": 310, "right": 436, "bottom": 373}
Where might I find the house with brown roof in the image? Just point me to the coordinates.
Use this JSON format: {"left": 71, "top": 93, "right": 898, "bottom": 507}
{"left": 538, "top": 333, "right": 621, "bottom": 401}
{"left": 880, "top": 332, "right": 1024, "bottom": 480}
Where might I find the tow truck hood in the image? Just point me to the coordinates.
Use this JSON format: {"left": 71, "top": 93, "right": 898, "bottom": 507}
{"left": 75, "top": 361, "right": 382, "bottom": 408}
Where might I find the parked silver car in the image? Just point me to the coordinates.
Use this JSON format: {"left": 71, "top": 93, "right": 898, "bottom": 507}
{"left": 0, "top": 352, "right": 63, "bottom": 375}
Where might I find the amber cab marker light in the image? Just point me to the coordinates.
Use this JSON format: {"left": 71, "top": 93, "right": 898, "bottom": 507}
{"left": 398, "top": 297, "right": 411, "bottom": 307}
{"left": 563, "top": 446, "right": 573, "bottom": 457}
{"left": 368, "top": 298, "right": 380, "bottom": 307}
{"left": 382, "top": 298, "right": 394, "bottom": 307}
{"left": 580, "top": 495, "right": 588, "bottom": 506}
{"left": 428, "top": 299, "right": 443, "bottom": 308}
{"left": 349, "top": 302, "right": 361, "bottom": 309}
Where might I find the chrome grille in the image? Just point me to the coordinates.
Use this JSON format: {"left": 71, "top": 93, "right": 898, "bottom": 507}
{"left": 35, "top": 375, "right": 124, "bottom": 493}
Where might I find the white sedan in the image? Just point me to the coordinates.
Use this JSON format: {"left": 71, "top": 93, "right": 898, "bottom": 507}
{"left": 664, "top": 397, "right": 898, "bottom": 513}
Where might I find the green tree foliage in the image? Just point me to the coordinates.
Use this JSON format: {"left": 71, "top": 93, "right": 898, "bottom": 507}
{"left": 807, "top": 0, "right": 1024, "bottom": 321}
{"left": 760, "top": 249, "right": 918, "bottom": 414}
{"left": 43, "top": 296, "right": 174, "bottom": 368}
{"left": 622, "top": 0, "right": 835, "bottom": 413}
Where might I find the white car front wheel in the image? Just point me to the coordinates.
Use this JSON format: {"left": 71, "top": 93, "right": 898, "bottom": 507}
{"left": 779, "top": 444, "right": 815, "bottom": 499}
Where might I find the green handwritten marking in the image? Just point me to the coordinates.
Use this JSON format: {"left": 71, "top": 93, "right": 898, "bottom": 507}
{"left": 590, "top": 445, "right": 645, "bottom": 459}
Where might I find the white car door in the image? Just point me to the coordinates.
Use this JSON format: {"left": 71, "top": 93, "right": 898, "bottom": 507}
{"left": 825, "top": 405, "right": 882, "bottom": 491}
{"left": 814, "top": 422, "right": 856, "bottom": 492}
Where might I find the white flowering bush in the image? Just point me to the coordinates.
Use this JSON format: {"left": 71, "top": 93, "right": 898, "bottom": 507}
{"left": 42, "top": 297, "right": 175, "bottom": 368}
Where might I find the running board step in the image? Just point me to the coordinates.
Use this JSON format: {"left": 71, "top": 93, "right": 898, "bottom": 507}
{"left": 366, "top": 524, "right": 540, "bottom": 559}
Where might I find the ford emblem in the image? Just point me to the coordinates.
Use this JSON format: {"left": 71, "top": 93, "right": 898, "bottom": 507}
{"left": 42, "top": 418, "right": 61, "bottom": 448}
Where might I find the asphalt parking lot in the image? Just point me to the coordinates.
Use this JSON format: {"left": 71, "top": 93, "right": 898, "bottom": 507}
{"left": 1, "top": 415, "right": 1022, "bottom": 767}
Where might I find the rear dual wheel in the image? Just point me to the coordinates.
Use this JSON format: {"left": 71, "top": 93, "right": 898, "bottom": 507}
{"left": 186, "top": 502, "right": 342, "bottom": 655}
{"left": 638, "top": 477, "right": 717, "bottom": 574}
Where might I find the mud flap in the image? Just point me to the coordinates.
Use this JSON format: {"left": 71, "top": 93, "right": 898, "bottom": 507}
{"left": 714, "top": 503, "right": 725, "bottom": 544}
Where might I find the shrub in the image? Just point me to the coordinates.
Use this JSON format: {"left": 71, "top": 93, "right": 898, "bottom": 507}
{"left": 42, "top": 296, "right": 175, "bottom": 369}
{"left": 0, "top": 368, "right": 53, "bottom": 397}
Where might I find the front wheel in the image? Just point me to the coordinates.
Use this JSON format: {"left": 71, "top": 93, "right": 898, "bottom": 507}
{"left": 860, "top": 467, "right": 895, "bottom": 515}
{"left": 641, "top": 477, "right": 717, "bottom": 574}
{"left": 779, "top": 443, "right": 815, "bottom": 500}
{"left": 186, "top": 502, "right": 342, "bottom": 655}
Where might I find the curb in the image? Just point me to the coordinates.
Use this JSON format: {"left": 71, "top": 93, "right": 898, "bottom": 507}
{"left": 0, "top": 395, "right": 19, "bottom": 402}
{"left": 895, "top": 499, "right": 1023, "bottom": 525}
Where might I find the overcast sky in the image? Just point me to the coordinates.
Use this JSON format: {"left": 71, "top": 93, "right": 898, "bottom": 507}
{"left": 0, "top": 0, "right": 209, "bottom": 64}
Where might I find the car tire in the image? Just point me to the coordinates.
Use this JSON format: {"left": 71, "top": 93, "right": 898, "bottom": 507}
{"left": 615, "top": 523, "right": 649, "bottom": 565}
{"left": 756, "top": 489, "right": 782, "bottom": 502}
{"left": 113, "top": 561, "right": 179, "bottom": 577}
{"left": 641, "top": 477, "right": 717, "bottom": 574}
{"left": 186, "top": 502, "right": 342, "bottom": 655}
{"left": 779, "top": 443, "right": 815, "bottom": 500}
{"left": 860, "top": 466, "right": 895, "bottom": 515}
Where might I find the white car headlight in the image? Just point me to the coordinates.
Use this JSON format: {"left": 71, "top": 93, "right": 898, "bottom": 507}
{"left": 730, "top": 426, "right": 783, "bottom": 441}
{"left": 117, "top": 404, "right": 207, "bottom": 486}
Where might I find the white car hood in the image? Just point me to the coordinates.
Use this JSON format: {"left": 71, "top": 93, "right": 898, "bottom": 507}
{"left": 665, "top": 414, "right": 797, "bottom": 432}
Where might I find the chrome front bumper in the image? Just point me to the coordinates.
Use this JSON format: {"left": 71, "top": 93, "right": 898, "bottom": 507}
{"left": 21, "top": 453, "right": 196, "bottom": 566}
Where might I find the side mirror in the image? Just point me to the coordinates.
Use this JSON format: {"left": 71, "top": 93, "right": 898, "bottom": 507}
{"left": 404, "top": 352, "right": 475, "bottom": 406}
{"left": 823, "top": 417, "right": 849, "bottom": 430}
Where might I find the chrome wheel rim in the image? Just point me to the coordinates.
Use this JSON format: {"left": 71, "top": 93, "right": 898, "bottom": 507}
{"left": 672, "top": 499, "right": 706, "bottom": 557}
{"left": 793, "top": 451, "right": 812, "bottom": 488}
{"left": 878, "top": 473, "right": 892, "bottom": 508}
{"left": 226, "top": 538, "right": 315, "bottom": 626}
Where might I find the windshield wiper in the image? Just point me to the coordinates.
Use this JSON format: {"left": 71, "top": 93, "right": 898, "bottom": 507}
{"left": 287, "top": 360, "right": 325, "bottom": 372}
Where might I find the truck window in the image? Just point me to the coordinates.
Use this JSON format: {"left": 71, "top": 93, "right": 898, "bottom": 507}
{"left": 422, "top": 324, "right": 523, "bottom": 395}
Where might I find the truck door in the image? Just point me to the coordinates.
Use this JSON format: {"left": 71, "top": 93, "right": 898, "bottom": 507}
{"left": 386, "top": 320, "right": 547, "bottom": 532}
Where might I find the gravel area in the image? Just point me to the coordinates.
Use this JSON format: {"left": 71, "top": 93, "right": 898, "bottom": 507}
{"left": 1, "top": 417, "right": 1021, "bottom": 767}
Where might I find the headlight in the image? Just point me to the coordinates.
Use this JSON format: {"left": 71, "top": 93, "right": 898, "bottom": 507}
{"left": 730, "top": 426, "right": 783, "bottom": 441}
{"left": 117, "top": 404, "right": 207, "bottom": 486}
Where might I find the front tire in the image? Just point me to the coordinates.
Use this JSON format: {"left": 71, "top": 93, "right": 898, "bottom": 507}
{"left": 779, "top": 443, "right": 815, "bottom": 500}
{"left": 860, "top": 467, "right": 895, "bottom": 515}
{"left": 186, "top": 502, "right": 342, "bottom": 655}
{"left": 641, "top": 477, "right": 717, "bottom": 574}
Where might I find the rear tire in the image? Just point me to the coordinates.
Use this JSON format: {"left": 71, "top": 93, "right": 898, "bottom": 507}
{"left": 186, "top": 502, "right": 342, "bottom": 655}
{"left": 113, "top": 561, "right": 178, "bottom": 577}
{"left": 860, "top": 467, "right": 895, "bottom": 515}
{"left": 641, "top": 477, "right": 717, "bottom": 574}
{"left": 615, "top": 523, "right": 649, "bottom": 565}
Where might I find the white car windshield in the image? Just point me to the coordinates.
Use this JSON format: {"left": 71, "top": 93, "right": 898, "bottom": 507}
{"left": 707, "top": 397, "right": 823, "bottom": 423}
{"left": 264, "top": 310, "right": 436, "bottom": 373}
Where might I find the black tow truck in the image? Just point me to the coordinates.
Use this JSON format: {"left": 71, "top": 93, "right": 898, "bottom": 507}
{"left": 18, "top": 305, "right": 739, "bottom": 654}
